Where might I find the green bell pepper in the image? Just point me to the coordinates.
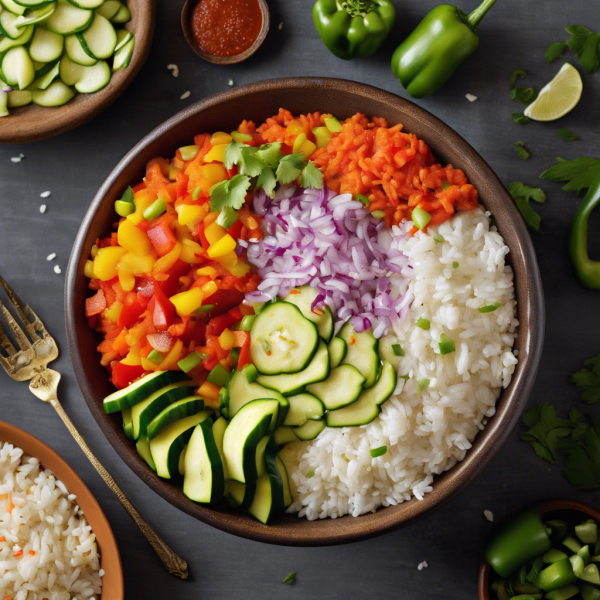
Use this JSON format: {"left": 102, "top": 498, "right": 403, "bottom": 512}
{"left": 391, "top": 0, "right": 498, "bottom": 98}
{"left": 569, "top": 170, "right": 600, "bottom": 290}
{"left": 535, "top": 559, "right": 577, "bottom": 592}
{"left": 313, "top": 0, "right": 396, "bottom": 60}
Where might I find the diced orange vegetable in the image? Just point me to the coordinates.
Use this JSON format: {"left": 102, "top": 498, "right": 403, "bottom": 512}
{"left": 200, "top": 280, "right": 218, "bottom": 298}
{"left": 170, "top": 288, "right": 203, "bottom": 316}
{"left": 118, "top": 219, "right": 151, "bottom": 256}
{"left": 157, "top": 339, "right": 184, "bottom": 370}
{"left": 198, "top": 381, "right": 220, "bottom": 404}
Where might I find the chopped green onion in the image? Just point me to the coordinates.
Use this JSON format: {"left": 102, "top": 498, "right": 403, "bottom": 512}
{"left": 433, "top": 234, "right": 445, "bottom": 244}
{"left": 400, "top": 374, "right": 410, "bottom": 381}
{"left": 115, "top": 200, "right": 135, "bottom": 217}
{"left": 192, "top": 187, "right": 202, "bottom": 201}
{"left": 207, "top": 363, "right": 230, "bottom": 387}
{"left": 240, "top": 315, "right": 255, "bottom": 331}
{"left": 216, "top": 206, "right": 238, "bottom": 230}
{"left": 231, "top": 131, "right": 253, "bottom": 143}
{"left": 438, "top": 334, "right": 455, "bottom": 355}
{"left": 143, "top": 199, "right": 167, "bottom": 221}
{"left": 442, "top": 181, "right": 451, "bottom": 190}
{"left": 304, "top": 469, "right": 315, "bottom": 478}
{"left": 179, "top": 145, "right": 199, "bottom": 161}
{"left": 392, "top": 343, "right": 404, "bottom": 357}
{"left": 147, "top": 349, "right": 163, "bottom": 364}
{"left": 417, "top": 378, "right": 431, "bottom": 392}
{"left": 356, "top": 194, "right": 370, "bottom": 205}
{"left": 452, "top": 261, "right": 459, "bottom": 269}
{"left": 242, "top": 363, "right": 258, "bottom": 383}
{"left": 177, "top": 351, "right": 202, "bottom": 373}
{"left": 371, "top": 210, "right": 385, "bottom": 219}
{"left": 412, "top": 207, "right": 432, "bottom": 230}
{"left": 324, "top": 117, "right": 343, "bottom": 133}
{"left": 479, "top": 302, "right": 501, "bottom": 313}
{"left": 415, "top": 317, "right": 430, "bottom": 330}
{"left": 370, "top": 446, "right": 387, "bottom": 458}
{"left": 195, "top": 304, "right": 215, "bottom": 313}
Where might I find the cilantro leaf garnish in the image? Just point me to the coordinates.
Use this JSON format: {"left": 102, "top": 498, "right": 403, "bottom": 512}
{"left": 223, "top": 141, "right": 247, "bottom": 170}
{"left": 276, "top": 153, "right": 305, "bottom": 184}
{"left": 283, "top": 572, "right": 297, "bottom": 585}
{"left": 545, "top": 42, "right": 567, "bottom": 64}
{"left": 507, "top": 181, "right": 546, "bottom": 233}
{"left": 120, "top": 186, "right": 134, "bottom": 204}
{"left": 540, "top": 157, "right": 600, "bottom": 196}
{"left": 565, "top": 25, "right": 600, "bottom": 73}
{"left": 239, "top": 146, "right": 264, "bottom": 177}
{"left": 514, "top": 141, "right": 531, "bottom": 160}
{"left": 256, "top": 167, "right": 277, "bottom": 198}
{"left": 509, "top": 68, "right": 527, "bottom": 89}
{"left": 256, "top": 143, "right": 282, "bottom": 169}
{"left": 521, "top": 403, "right": 576, "bottom": 463}
{"left": 209, "top": 174, "right": 251, "bottom": 212}
{"left": 301, "top": 160, "right": 324, "bottom": 189}
{"left": 511, "top": 87, "right": 538, "bottom": 105}
{"left": 570, "top": 353, "right": 600, "bottom": 404}
{"left": 511, "top": 113, "right": 530, "bottom": 125}
{"left": 557, "top": 128, "right": 579, "bottom": 142}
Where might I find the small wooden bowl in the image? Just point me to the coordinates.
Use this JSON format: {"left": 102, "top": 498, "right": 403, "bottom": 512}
{"left": 0, "top": 420, "right": 123, "bottom": 600}
{"left": 0, "top": 0, "right": 156, "bottom": 145}
{"left": 181, "top": 0, "right": 269, "bottom": 65}
{"left": 478, "top": 498, "right": 600, "bottom": 599}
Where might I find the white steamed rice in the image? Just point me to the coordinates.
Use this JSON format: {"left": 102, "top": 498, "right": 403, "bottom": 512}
{"left": 0, "top": 442, "right": 103, "bottom": 600}
{"left": 287, "top": 207, "right": 519, "bottom": 520}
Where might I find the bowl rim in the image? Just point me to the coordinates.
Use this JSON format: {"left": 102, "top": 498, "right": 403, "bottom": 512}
{"left": 478, "top": 498, "right": 600, "bottom": 599}
{"left": 0, "top": 420, "right": 124, "bottom": 599}
{"left": 65, "top": 77, "right": 545, "bottom": 546}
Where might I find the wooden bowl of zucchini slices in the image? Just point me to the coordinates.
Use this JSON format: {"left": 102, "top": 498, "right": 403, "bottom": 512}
{"left": 0, "top": 0, "right": 155, "bottom": 144}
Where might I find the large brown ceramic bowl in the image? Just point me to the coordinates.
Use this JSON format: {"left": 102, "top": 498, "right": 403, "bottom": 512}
{"left": 0, "top": 420, "right": 123, "bottom": 599}
{"left": 65, "top": 78, "right": 545, "bottom": 546}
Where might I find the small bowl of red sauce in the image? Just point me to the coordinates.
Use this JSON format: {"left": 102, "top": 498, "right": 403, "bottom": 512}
{"left": 181, "top": 0, "right": 270, "bottom": 65}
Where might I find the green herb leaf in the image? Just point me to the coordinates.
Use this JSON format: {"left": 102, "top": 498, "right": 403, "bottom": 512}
{"left": 540, "top": 157, "right": 600, "bottom": 196}
{"left": 442, "top": 181, "right": 451, "bottom": 190}
{"left": 557, "top": 128, "right": 580, "bottom": 141}
{"left": 305, "top": 469, "right": 315, "bottom": 478}
{"left": 391, "top": 343, "right": 404, "bottom": 357}
{"left": 216, "top": 206, "right": 238, "bottom": 230}
{"left": 507, "top": 181, "right": 546, "bottom": 233}
{"left": 276, "top": 153, "right": 305, "bottom": 184}
{"left": 255, "top": 167, "right": 277, "bottom": 198}
{"left": 120, "top": 186, "right": 134, "bottom": 204}
{"left": 479, "top": 302, "right": 502, "bottom": 313}
{"left": 417, "top": 378, "right": 430, "bottom": 392}
{"left": 570, "top": 353, "right": 600, "bottom": 405}
{"left": 545, "top": 42, "right": 567, "bottom": 63}
{"left": 514, "top": 141, "right": 531, "bottom": 160}
{"left": 510, "top": 68, "right": 527, "bottom": 89}
{"left": 256, "top": 143, "right": 282, "bottom": 169}
{"left": 239, "top": 146, "right": 264, "bottom": 177}
{"left": 370, "top": 446, "right": 387, "bottom": 458}
{"left": 209, "top": 174, "right": 251, "bottom": 212}
{"left": 415, "top": 317, "right": 430, "bottom": 330}
{"left": 283, "top": 572, "right": 297, "bottom": 585}
{"left": 301, "top": 160, "right": 324, "bottom": 189}
{"left": 452, "top": 261, "right": 459, "bottom": 269}
{"left": 511, "top": 87, "right": 538, "bottom": 105}
{"left": 511, "top": 113, "right": 530, "bottom": 125}
{"left": 565, "top": 25, "right": 600, "bottom": 73}
{"left": 223, "top": 141, "right": 247, "bottom": 170}
{"left": 433, "top": 234, "right": 445, "bottom": 244}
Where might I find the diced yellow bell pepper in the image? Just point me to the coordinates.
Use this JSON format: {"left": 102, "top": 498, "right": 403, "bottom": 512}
{"left": 157, "top": 339, "right": 184, "bottom": 371}
{"left": 93, "top": 246, "right": 127, "bottom": 281}
{"left": 218, "top": 328, "right": 235, "bottom": 350}
{"left": 169, "top": 164, "right": 181, "bottom": 181}
{"left": 207, "top": 233, "right": 236, "bottom": 258}
{"left": 141, "top": 356, "right": 158, "bottom": 371}
{"left": 201, "top": 280, "right": 218, "bottom": 298}
{"left": 170, "top": 288, "right": 203, "bottom": 316}
{"left": 312, "top": 126, "right": 332, "bottom": 148}
{"left": 180, "top": 239, "right": 203, "bottom": 264}
{"left": 214, "top": 251, "right": 251, "bottom": 277}
{"left": 118, "top": 252, "right": 156, "bottom": 276}
{"left": 287, "top": 120, "right": 306, "bottom": 136}
{"left": 210, "top": 132, "right": 233, "bottom": 146}
{"left": 179, "top": 145, "right": 199, "bottom": 161}
{"left": 152, "top": 243, "right": 181, "bottom": 276}
{"left": 292, "top": 133, "right": 307, "bottom": 154}
{"left": 118, "top": 219, "right": 151, "bottom": 256}
{"left": 91, "top": 244, "right": 99, "bottom": 258}
{"left": 104, "top": 301, "right": 123, "bottom": 323}
{"left": 128, "top": 190, "right": 156, "bottom": 225}
{"left": 84, "top": 260, "right": 96, "bottom": 279}
{"left": 300, "top": 140, "right": 317, "bottom": 159}
{"left": 197, "top": 266, "right": 217, "bottom": 278}
{"left": 178, "top": 204, "right": 207, "bottom": 227}
{"left": 204, "top": 222, "right": 227, "bottom": 245}
{"left": 122, "top": 343, "right": 142, "bottom": 366}
{"left": 203, "top": 163, "right": 228, "bottom": 184}
{"left": 174, "top": 222, "right": 192, "bottom": 244}
{"left": 118, "top": 268, "right": 135, "bottom": 292}
{"left": 204, "top": 143, "right": 228, "bottom": 163}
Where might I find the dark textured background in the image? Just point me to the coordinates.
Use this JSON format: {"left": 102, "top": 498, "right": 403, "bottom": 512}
{"left": 1, "top": 1, "right": 599, "bottom": 597}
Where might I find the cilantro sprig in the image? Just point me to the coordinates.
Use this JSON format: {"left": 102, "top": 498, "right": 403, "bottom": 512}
{"left": 540, "top": 157, "right": 600, "bottom": 196}
{"left": 209, "top": 174, "right": 251, "bottom": 212}
{"left": 514, "top": 141, "right": 530, "bottom": 160}
{"left": 507, "top": 181, "right": 546, "bottom": 233}
{"left": 545, "top": 25, "right": 600, "bottom": 73}
{"left": 570, "top": 353, "right": 600, "bottom": 405}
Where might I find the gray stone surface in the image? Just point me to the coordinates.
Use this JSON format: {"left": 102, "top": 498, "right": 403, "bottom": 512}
{"left": 1, "top": 0, "right": 599, "bottom": 597}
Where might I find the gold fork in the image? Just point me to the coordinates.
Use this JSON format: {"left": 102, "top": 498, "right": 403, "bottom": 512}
{"left": 0, "top": 274, "right": 188, "bottom": 580}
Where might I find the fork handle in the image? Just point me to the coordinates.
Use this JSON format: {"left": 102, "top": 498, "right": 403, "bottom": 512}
{"left": 50, "top": 398, "right": 189, "bottom": 579}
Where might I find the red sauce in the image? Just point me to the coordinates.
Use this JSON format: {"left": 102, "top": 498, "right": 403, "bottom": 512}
{"left": 191, "top": 0, "right": 263, "bottom": 58}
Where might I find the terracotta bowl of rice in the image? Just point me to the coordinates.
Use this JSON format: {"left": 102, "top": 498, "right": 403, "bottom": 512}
{"left": 0, "top": 420, "right": 123, "bottom": 599}
{"left": 65, "top": 77, "right": 545, "bottom": 546}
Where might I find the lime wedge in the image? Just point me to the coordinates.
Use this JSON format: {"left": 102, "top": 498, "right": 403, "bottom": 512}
{"left": 524, "top": 63, "right": 583, "bottom": 121}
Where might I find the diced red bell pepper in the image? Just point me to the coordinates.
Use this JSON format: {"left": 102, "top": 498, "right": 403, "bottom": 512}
{"left": 228, "top": 306, "right": 243, "bottom": 321}
{"left": 118, "top": 292, "right": 149, "bottom": 329}
{"left": 152, "top": 284, "right": 175, "bottom": 331}
{"left": 85, "top": 290, "right": 107, "bottom": 317}
{"left": 227, "top": 219, "right": 243, "bottom": 241}
{"left": 132, "top": 182, "right": 146, "bottom": 193}
{"left": 136, "top": 277, "right": 155, "bottom": 298}
{"left": 147, "top": 219, "right": 177, "bottom": 256}
{"left": 205, "top": 289, "right": 245, "bottom": 317}
{"left": 280, "top": 143, "right": 293, "bottom": 155}
{"left": 157, "top": 259, "right": 190, "bottom": 298}
{"left": 237, "top": 335, "right": 251, "bottom": 370}
{"left": 111, "top": 362, "right": 145, "bottom": 389}
{"left": 195, "top": 223, "right": 210, "bottom": 251}
{"left": 179, "top": 320, "right": 207, "bottom": 346}
{"left": 201, "top": 355, "right": 220, "bottom": 371}
{"left": 206, "top": 312, "right": 240, "bottom": 336}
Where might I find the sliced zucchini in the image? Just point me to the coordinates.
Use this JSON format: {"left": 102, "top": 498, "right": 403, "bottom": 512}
{"left": 283, "top": 286, "right": 334, "bottom": 342}
{"left": 278, "top": 442, "right": 303, "bottom": 502}
{"left": 14, "top": 2, "right": 56, "bottom": 27}
{"left": 254, "top": 436, "right": 270, "bottom": 478}
{"left": 326, "top": 361, "right": 396, "bottom": 427}
{"left": 109, "top": 1, "right": 128, "bottom": 22}
{"left": 307, "top": 364, "right": 366, "bottom": 410}
{"left": 29, "top": 59, "right": 58, "bottom": 89}
{"left": 0, "top": 0, "right": 26, "bottom": 16}
{"left": 273, "top": 426, "right": 299, "bottom": 447}
{"left": 149, "top": 411, "right": 208, "bottom": 479}
{"left": 66, "top": 0, "right": 103, "bottom": 8}
{"left": 293, "top": 419, "right": 326, "bottom": 441}
{"left": 7, "top": 88, "right": 31, "bottom": 106}
{"left": 225, "top": 480, "right": 255, "bottom": 509}
{"left": 74, "top": 58, "right": 109, "bottom": 92}
{"left": 45, "top": 0, "right": 92, "bottom": 34}
{"left": 2, "top": 46, "right": 34, "bottom": 89}
{"left": 0, "top": 23, "right": 32, "bottom": 51}
{"left": 328, "top": 336, "right": 346, "bottom": 369}
{"left": 29, "top": 27, "right": 64, "bottom": 63}
{"left": 136, "top": 435, "right": 156, "bottom": 472}
{"left": 257, "top": 339, "right": 330, "bottom": 396}
{"left": 212, "top": 416, "right": 228, "bottom": 479}
{"left": 13, "top": 0, "right": 54, "bottom": 7}
{"left": 283, "top": 393, "right": 324, "bottom": 427}
{"left": 147, "top": 396, "right": 204, "bottom": 440}
{"left": 0, "top": 92, "right": 8, "bottom": 118}
{"left": 131, "top": 381, "right": 196, "bottom": 440}
{"left": 95, "top": 0, "right": 120, "bottom": 19}
{"left": 113, "top": 26, "right": 130, "bottom": 51}
{"left": 65, "top": 32, "right": 97, "bottom": 65}
{"left": 339, "top": 322, "right": 380, "bottom": 388}
{"left": 183, "top": 418, "right": 225, "bottom": 504}
{"left": 276, "top": 456, "right": 292, "bottom": 509}
{"left": 250, "top": 301, "right": 319, "bottom": 375}
{"left": 222, "top": 398, "right": 279, "bottom": 483}
{"left": 248, "top": 438, "right": 284, "bottom": 524}
{"left": 111, "top": 33, "right": 131, "bottom": 69}
{"left": 178, "top": 444, "right": 187, "bottom": 475}
{"left": 122, "top": 407, "right": 133, "bottom": 440}
{"left": 76, "top": 11, "right": 115, "bottom": 59}
{"left": 0, "top": 10, "right": 22, "bottom": 39}
{"left": 31, "top": 78, "right": 74, "bottom": 105}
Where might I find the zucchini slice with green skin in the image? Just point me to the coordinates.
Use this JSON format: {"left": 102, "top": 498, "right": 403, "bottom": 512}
{"left": 2, "top": 46, "right": 35, "bottom": 89}
{"left": 131, "top": 382, "right": 196, "bottom": 440}
{"left": 14, "top": 2, "right": 56, "bottom": 27}
{"left": 29, "top": 27, "right": 64, "bottom": 63}
{"left": 65, "top": 33, "right": 97, "bottom": 65}
{"left": 113, "top": 26, "right": 131, "bottom": 51}
{"left": 225, "top": 480, "right": 255, "bottom": 509}
{"left": 276, "top": 456, "right": 292, "bottom": 509}
{"left": 122, "top": 407, "right": 133, "bottom": 440}
{"left": 0, "top": 24, "right": 33, "bottom": 51}
{"left": 307, "top": 364, "right": 366, "bottom": 410}
{"left": 254, "top": 436, "right": 270, "bottom": 478}
{"left": 283, "top": 286, "right": 334, "bottom": 342}
{"left": 103, "top": 371, "right": 188, "bottom": 413}
{"left": 13, "top": 0, "right": 54, "bottom": 7}
{"left": 0, "top": 8, "right": 25, "bottom": 37}
{"left": 248, "top": 438, "right": 284, "bottom": 524}
{"left": 223, "top": 398, "right": 279, "bottom": 483}
{"left": 273, "top": 426, "right": 299, "bottom": 447}
{"left": 183, "top": 418, "right": 225, "bottom": 504}
{"left": 283, "top": 393, "right": 324, "bottom": 426}
{"left": 112, "top": 34, "right": 132, "bottom": 69}
{"left": 31, "top": 79, "right": 74, "bottom": 105}
{"left": 328, "top": 336, "right": 346, "bottom": 369}
{"left": 136, "top": 435, "right": 156, "bottom": 472}
{"left": 326, "top": 361, "right": 396, "bottom": 427}
{"left": 257, "top": 339, "right": 330, "bottom": 396}
{"left": 7, "top": 89, "right": 32, "bottom": 106}
{"left": 95, "top": 0, "right": 120, "bottom": 19}
{"left": 178, "top": 444, "right": 187, "bottom": 475}
{"left": 76, "top": 12, "right": 116, "bottom": 59}
{"left": 109, "top": 1, "right": 129, "bottom": 22}
{"left": 149, "top": 411, "right": 209, "bottom": 479}
{"left": 146, "top": 396, "right": 204, "bottom": 440}
{"left": 293, "top": 419, "right": 326, "bottom": 441}
{"left": 29, "top": 59, "right": 59, "bottom": 89}
{"left": 45, "top": 0, "right": 92, "bottom": 34}
{"left": 278, "top": 442, "right": 302, "bottom": 502}
{"left": 73, "top": 59, "right": 110, "bottom": 93}
{"left": 66, "top": 0, "right": 103, "bottom": 8}
{"left": 212, "top": 416, "right": 228, "bottom": 479}
{"left": 0, "top": 0, "right": 26, "bottom": 16}
{"left": 0, "top": 93, "right": 9, "bottom": 118}
{"left": 339, "top": 322, "right": 380, "bottom": 388}
{"left": 250, "top": 301, "right": 319, "bottom": 376}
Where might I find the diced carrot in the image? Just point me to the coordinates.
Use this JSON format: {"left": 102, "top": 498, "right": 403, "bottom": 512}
{"left": 85, "top": 290, "right": 107, "bottom": 317}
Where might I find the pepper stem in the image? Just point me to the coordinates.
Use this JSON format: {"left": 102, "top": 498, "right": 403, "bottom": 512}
{"left": 467, "top": 0, "right": 498, "bottom": 31}
{"left": 337, "top": 0, "right": 376, "bottom": 18}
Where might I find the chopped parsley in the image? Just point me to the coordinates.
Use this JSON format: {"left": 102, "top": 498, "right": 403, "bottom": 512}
{"left": 565, "top": 25, "right": 600, "bottom": 73}
{"left": 557, "top": 128, "right": 579, "bottom": 141}
{"left": 370, "top": 446, "right": 387, "bottom": 458}
{"left": 511, "top": 113, "right": 530, "bottom": 125}
{"left": 507, "top": 181, "right": 546, "bottom": 233}
{"left": 545, "top": 41, "right": 567, "bottom": 64}
{"left": 540, "top": 157, "right": 600, "bottom": 196}
{"left": 570, "top": 353, "right": 600, "bottom": 404}
{"left": 514, "top": 141, "right": 531, "bottom": 160}
{"left": 511, "top": 87, "right": 538, "bottom": 105}
{"left": 509, "top": 68, "right": 527, "bottom": 89}
{"left": 283, "top": 572, "right": 297, "bottom": 585}
{"left": 433, "top": 234, "right": 445, "bottom": 244}
{"left": 415, "top": 317, "right": 430, "bottom": 330}
{"left": 478, "top": 302, "right": 502, "bottom": 313}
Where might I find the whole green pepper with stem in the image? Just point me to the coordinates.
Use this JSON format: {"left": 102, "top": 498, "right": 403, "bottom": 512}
{"left": 569, "top": 170, "right": 600, "bottom": 290}
{"left": 391, "top": 0, "right": 498, "bottom": 98}
{"left": 313, "top": 0, "right": 396, "bottom": 60}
